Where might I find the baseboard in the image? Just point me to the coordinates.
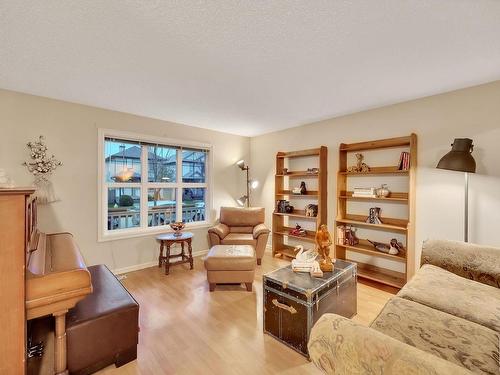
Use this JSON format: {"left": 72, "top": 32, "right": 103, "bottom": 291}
{"left": 113, "top": 248, "right": 210, "bottom": 275}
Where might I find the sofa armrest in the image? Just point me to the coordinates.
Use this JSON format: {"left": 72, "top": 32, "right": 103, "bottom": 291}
{"left": 208, "top": 223, "right": 230, "bottom": 240}
{"left": 253, "top": 223, "right": 270, "bottom": 239}
{"left": 421, "top": 239, "right": 500, "bottom": 288}
{"left": 308, "top": 314, "right": 472, "bottom": 375}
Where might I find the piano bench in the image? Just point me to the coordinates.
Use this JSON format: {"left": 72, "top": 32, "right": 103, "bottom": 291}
{"left": 66, "top": 264, "right": 139, "bottom": 375}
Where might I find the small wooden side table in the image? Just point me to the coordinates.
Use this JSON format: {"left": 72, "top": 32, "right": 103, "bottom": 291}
{"left": 156, "top": 232, "right": 194, "bottom": 275}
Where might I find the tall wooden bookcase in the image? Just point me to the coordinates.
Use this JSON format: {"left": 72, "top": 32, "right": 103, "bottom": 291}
{"left": 272, "top": 147, "right": 328, "bottom": 259}
{"left": 335, "top": 135, "right": 417, "bottom": 288}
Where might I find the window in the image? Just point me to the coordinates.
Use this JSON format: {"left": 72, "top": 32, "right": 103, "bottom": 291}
{"left": 99, "top": 130, "right": 211, "bottom": 240}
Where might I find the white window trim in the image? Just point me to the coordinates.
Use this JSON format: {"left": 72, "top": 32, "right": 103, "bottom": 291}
{"left": 97, "top": 128, "right": 214, "bottom": 242}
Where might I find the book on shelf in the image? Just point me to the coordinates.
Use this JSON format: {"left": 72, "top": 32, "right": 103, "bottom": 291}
{"left": 398, "top": 151, "right": 410, "bottom": 170}
{"left": 352, "top": 187, "right": 377, "bottom": 198}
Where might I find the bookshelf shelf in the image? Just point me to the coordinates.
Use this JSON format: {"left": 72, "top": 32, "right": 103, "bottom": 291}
{"left": 339, "top": 191, "right": 408, "bottom": 202}
{"left": 335, "top": 134, "right": 417, "bottom": 288}
{"left": 273, "top": 147, "right": 327, "bottom": 258}
{"left": 276, "top": 171, "right": 320, "bottom": 178}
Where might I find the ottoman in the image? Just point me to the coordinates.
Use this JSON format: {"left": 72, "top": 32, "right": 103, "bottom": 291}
{"left": 66, "top": 264, "right": 139, "bottom": 375}
{"left": 204, "top": 245, "right": 256, "bottom": 292}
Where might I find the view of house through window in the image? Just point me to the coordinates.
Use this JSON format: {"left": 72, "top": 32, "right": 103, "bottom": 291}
{"left": 103, "top": 136, "right": 209, "bottom": 235}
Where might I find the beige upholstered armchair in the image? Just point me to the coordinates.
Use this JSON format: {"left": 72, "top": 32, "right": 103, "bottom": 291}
{"left": 208, "top": 207, "right": 270, "bottom": 265}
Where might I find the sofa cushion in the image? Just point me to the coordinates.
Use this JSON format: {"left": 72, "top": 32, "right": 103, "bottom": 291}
{"left": 371, "top": 297, "right": 499, "bottom": 375}
{"left": 221, "top": 233, "right": 257, "bottom": 247}
{"left": 398, "top": 264, "right": 500, "bottom": 333}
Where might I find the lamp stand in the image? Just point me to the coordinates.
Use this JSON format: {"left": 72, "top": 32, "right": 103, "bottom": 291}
{"left": 245, "top": 167, "right": 250, "bottom": 207}
{"left": 464, "top": 172, "right": 469, "bottom": 243}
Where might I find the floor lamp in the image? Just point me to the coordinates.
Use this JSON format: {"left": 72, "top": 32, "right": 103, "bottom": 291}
{"left": 436, "top": 138, "right": 476, "bottom": 242}
{"left": 236, "top": 159, "right": 259, "bottom": 207}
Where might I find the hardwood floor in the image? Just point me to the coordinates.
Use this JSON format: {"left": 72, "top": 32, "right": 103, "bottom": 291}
{"left": 96, "top": 252, "right": 396, "bottom": 375}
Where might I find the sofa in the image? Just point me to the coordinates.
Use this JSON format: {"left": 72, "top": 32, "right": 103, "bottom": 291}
{"left": 308, "top": 239, "right": 500, "bottom": 375}
{"left": 208, "top": 207, "right": 270, "bottom": 265}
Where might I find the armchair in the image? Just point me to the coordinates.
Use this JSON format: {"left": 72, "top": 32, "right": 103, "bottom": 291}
{"left": 208, "top": 207, "right": 270, "bottom": 265}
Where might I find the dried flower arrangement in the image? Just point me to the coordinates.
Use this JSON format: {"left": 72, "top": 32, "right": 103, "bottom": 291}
{"left": 23, "top": 135, "right": 62, "bottom": 203}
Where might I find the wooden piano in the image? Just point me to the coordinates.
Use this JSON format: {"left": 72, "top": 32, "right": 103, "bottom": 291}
{"left": 0, "top": 188, "right": 92, "bottom": 375}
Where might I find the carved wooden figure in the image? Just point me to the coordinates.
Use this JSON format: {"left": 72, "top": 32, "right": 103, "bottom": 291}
{"left": 315, "top": 224, "right": 334, "bottom": 272}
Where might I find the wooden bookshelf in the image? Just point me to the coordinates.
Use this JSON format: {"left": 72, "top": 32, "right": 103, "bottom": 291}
{"left": 335, "top": 134, "right": 417, "bottom": 288}
{"left": 273, "top": 146, "right": 327, "bottom": 258}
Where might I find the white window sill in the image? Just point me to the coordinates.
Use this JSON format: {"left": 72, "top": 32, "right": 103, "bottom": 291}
{"left": 98, "top": 221, "right": 213, "bottom": 242}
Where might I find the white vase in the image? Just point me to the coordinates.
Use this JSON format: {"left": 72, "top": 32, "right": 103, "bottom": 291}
{"left": 34, "top": 174, "right": 58, "bottom": 204}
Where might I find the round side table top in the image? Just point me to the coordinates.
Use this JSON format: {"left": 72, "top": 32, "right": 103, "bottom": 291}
{"left": 156, "top": 232, "right": 193, "bottom": 241}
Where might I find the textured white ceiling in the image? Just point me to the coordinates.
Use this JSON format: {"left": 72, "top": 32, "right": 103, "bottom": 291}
{"left": 1, "top": 1, "right": 500, "bottom": 137}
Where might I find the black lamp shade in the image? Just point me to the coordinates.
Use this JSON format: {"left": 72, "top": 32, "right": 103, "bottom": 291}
{"left": 437, "top": 138, "right": 476, "bottom": 173}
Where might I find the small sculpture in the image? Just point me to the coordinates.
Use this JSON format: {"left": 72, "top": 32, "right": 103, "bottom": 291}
{"left": 368, "top": 239, "right": 405, "bottom": 255}
{"left": 376, "top": 184, "right": 390, "bottom": 198}
{"left": 347, "top": 153, "right": 370, "bottom": 173}
{"left": 300, "top": 181, "right": 307, "bottom": 195}
{"left": 344, "top": 226, "right": 359, "bottom": 246}
{"left": 305, "top": 204, "right": 318, "bottom": 217}
{"left": 291, "top": 245, "right": 320, "bottom": 273}
{"left": 366, "top": 207, "right": 383, "bottom": 224}
{"left": 315, "top": 224, "right": 334, "bottom": 272}
{"left": 289, "top": 223, "right": 306, "bottom": 237}
{"left": 306, "top": 168, "right": 319, "bottom": 175}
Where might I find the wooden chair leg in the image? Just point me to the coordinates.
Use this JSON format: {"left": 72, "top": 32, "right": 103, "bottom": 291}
{"left": 209, "top": 283, "right": 216, "bottom": 292}
{"left": 245, "top": 283, "right": 253, "bottom": 292}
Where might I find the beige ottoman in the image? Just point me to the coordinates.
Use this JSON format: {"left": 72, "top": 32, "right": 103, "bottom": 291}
{"left": 204, "top": 245, "right": 256, "bottom": 292}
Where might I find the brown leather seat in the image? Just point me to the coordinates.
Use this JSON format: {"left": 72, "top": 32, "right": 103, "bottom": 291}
{"left": 66, "top": 264, "right": 139, "bottom": 375}
{"left": 204, "top": 245, "right": 256, "bottom": 292}
{"left": 208, "top": 207, "right": 269, "bottom": 265}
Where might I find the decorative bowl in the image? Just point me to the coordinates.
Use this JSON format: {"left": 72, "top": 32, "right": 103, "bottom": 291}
{"left": 170, "top": 222, "right": 185, "bottom": 236}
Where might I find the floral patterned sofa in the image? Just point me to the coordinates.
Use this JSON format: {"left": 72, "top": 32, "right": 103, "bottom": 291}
{"left": 308, "top": 239, "right": 500, "bottom": 375}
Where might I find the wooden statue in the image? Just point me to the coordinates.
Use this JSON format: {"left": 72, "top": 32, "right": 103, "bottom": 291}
{"left": 346, "top": 153, "right": 370, "bottom": 173}
{"left": 315, "top": 224, "right": 334, "bottom": 272}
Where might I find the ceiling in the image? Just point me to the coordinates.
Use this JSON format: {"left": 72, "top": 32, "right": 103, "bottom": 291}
{"left": 1, "top": 1, "right": 500, "bottom": 137}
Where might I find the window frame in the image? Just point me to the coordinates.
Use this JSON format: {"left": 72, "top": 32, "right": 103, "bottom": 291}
{"left": 98, "top": 128, "right": 213, "bottom": 242}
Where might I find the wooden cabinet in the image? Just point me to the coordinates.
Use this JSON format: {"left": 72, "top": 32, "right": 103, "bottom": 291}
{"left": 0, "top": 188, "right": 36, "bottom": 375}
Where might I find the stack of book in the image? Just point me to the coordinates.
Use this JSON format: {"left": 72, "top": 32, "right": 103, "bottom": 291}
{"left": 398, "top": 152, "right": 410, "bottom": 170}
{"left": 352, "top": 187, "right": 377, "bottom": 198}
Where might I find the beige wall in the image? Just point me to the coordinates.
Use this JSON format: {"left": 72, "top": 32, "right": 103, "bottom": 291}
{"left": 2, "top": 82, "right": 499, "bottom": 274}
{"left": 0, "top": 89, "right": 250, "bottom": 272}
{"left": 250, "top": 81, "right": 500, "bottom": 274}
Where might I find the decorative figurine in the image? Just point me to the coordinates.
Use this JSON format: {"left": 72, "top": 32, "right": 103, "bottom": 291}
{"left": 306, "top": 168, "right": 319, "bottom": 175}
{"left": 315, "top": 224, "right": 334, "bottom": 272}
{"left": 344, "top": 226, "right": 359, "bottom": 246}
{"left": 347, "top": 153, "right": 370, "bottom": 173}
{"left": 366, "top": 207, "right": 383, "bottom": 224}
{"left": 376, "top": 184, "right": 390, "bottom": 198}
{"left": 300, "top": 181, "right": 307, "bottom": 195}
{"left": 368, "top": 239, "right": 405, "bottom": 255}
{"left": 289, "top": 223, "right": 306, "bottom": 237}
{"left": 305, "top": 204, "right": 318, "bottom": 217}
{"left": 291, "top": 245, "right": 320, "bottom": 273}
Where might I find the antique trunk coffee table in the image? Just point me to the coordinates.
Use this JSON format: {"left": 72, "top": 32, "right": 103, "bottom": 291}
{"left": 263, "top": 259, "right": 357, "bottom": 357}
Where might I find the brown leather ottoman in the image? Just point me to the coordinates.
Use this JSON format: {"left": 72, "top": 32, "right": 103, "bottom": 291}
{"left": 66, "top": 264, "right": 139, "bottom": 375}
{"left": 204, "top": 245, "right": 256, "bottom": 291}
